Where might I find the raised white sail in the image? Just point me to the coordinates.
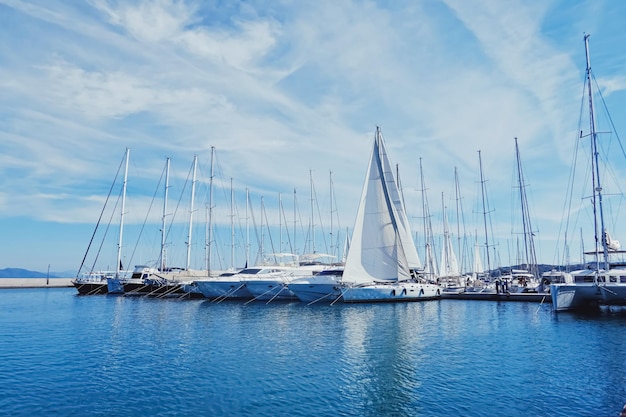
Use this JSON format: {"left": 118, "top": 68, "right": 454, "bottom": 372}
{"left": 342, "top": 127, "right": 412, "bottom": 285}
{"left": 439, "top": 201, "right": 460, "bottom": 278}
{"left": 340, "top": 127, "right": 441, "bottom": 303}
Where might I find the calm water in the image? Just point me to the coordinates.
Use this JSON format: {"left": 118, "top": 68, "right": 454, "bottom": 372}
{"left": 0, "top": 288, "right": 625, "bottom": 417}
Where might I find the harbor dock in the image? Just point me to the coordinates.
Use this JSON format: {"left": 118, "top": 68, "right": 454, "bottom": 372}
{"left": 0, "top": 278, "right": 74, "bottom": 288}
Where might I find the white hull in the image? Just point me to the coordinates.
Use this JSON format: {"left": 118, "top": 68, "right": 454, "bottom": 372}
{"left": 194, "top": 279, "right": 251, "bottom": 299}
{"left": 245, "top": 279, "right": 297, "bottom": 301}
{"left": 550, "top": 282, "right": 601, "bottom": 311}
{"left": 289, "top": 276, "right": 342, "bottom": 303}
{"left": 342, "top": 282, "right": 441, "bottom": 303}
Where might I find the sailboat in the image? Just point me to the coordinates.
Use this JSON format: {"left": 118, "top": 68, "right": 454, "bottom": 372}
{"left": 340, "top": 127, "right": 441, "bottom": 303}
{"left": 439, "top": 193, "right": 463, "bottom": 292}
{"left": 73, "top": 148, "right": 133, "bottom": 295}
{"left": 550, "top": 34, "right": 626, "bottom": 311}
{"left": 500, "top": 137, "right": 545, "bottom": 295}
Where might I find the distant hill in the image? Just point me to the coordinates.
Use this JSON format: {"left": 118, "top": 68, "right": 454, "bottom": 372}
{"left": 0, "top": 268, "right": 61, "bottom": 278}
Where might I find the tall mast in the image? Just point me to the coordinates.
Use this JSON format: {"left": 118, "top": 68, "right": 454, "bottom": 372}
{"left": 260, "top": 196, "right": 265, "bottom": 260}
{"left": 584, "top": 33, "right": 608, "bottom": 270}
{"left": 478, "top": 150, "right": 491, "bottom": 273}
{"left": 441, "top": 192, "right": 449, "bottom": 276}
{"left": 454, "top": 167, "right": 467, "bottom": 273}
{"left": 419, "top": 157, "right": 436, "bottom": 276}
{"left": 279, "top": 192, "right": 283, "bottom": 253}
{"left": 419, "top": 158, "right": 428, "bottom": 274}
{"left": 116, "top": 148, "right": 130, "bottom": 278}
{"left": 186, "top": 155, "right": 197, "bottom": 271}
{"left": 230, "top": 178, "right": 235, "bottom": 270}
{"left": 207, "top": 147, "right": 214, "bottom": 273}
{"left": 161, "top": 157, "right": 170, "bottom": 272}
{"left": 293, "top": 188, "right": 297, "bottom": 256}
{"left": 245, "top": 188, "right": 250, "bottom": 267}
{"left": 330, "top": 170, "right": 334, "bottom": 258}
{"left": 310, "top": 170, "right": 315, "bottom": 254}
{"left": 514, "top": 138, "right": 538, "bottom": 277}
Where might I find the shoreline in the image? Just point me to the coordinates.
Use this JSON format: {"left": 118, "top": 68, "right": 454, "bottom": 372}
{"left": 0, "top": 278, "right": 74, "bottom": 288}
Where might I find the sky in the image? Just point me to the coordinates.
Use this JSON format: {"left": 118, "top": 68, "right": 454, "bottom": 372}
{"left": 1, "top": 0, "right": 626, "bottom": 275}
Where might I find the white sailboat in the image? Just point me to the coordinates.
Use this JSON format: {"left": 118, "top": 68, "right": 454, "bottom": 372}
{"left": 500, "top": 138, "right": 545, "bottom": 295}
{"left": 340, "top": 127, "right": 441, "bottom": 302}
{"left": 417, "top": 158, "right": 438, "bottom": 281}
{"left": 73, "top": 148, "right": 133, "bottom": 295}
{"left": 106, "top": 147, "right": 132, "bottom": 294}
{"left": 439, "top": 194, "right": 462, "bottom": 292}
{"left": 551, "top": 34, "right": 626, "bottom": 311}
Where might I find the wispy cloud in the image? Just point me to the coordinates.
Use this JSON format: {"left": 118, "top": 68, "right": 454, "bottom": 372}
{"left": 1, "top": 0, "right": 626, "bottom": 270}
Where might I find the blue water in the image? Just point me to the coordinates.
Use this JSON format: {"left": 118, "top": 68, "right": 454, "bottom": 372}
{"left": 0, "top": 289, "right": 625, "bottom": 416}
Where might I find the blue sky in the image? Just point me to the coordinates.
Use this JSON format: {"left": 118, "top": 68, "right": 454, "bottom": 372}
{"left": 1, "top": 0, "right": 626, "bottom": 274}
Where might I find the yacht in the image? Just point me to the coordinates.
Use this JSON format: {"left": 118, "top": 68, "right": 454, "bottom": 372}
{"left": 288, "top": 269, "right": 344, "bottom": 303}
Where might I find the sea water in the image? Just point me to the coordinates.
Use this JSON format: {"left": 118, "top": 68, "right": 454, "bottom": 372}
{"left": 0, "top": 288, "right": 624, "bottom": 417}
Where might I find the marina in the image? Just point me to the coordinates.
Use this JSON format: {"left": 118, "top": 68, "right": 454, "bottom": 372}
{"left": 3, "top": 2, "right": 626, "bottom": 415}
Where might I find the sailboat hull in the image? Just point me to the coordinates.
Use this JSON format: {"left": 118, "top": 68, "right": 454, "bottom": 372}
{"left": 599, "top": 284, "right": 626, "bottom": 306}
{"left": 550, "top": 283, "right": 601, "bottom": 311}
{"left": 342, "top": 282, "right": 441, "bottom": 303}
{"left": 73, "top": 280, "right": 108, "bottom": 295}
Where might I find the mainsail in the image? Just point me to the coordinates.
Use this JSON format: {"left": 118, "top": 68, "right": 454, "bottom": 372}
{"left": 342, "top": 127, "right": 415, "bottom": 284}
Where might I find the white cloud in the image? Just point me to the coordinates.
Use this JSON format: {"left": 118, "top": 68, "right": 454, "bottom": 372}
{"left": 1, "top": 0, "right": 626, "bottom": 270}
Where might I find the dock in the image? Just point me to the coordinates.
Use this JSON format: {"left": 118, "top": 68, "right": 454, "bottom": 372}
{"left": 0, "top": 278, "right": 74, "bottom": 288}
{"left": 441, "top": 291, "right": 551, "bottom": 303}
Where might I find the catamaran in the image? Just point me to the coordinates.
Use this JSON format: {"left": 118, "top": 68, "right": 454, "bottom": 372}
{"left": 551, "top": 34, "right": 626, "bottom": 311}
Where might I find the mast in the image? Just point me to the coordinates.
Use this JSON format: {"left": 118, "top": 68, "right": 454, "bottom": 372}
{"left": 441, "top": 192, "right": 449, "bottom": 277}
{"left": 514, "top": 138, "right": 538, "bottom": 278}
{"left": 293, "top": 188, "right": 297, "bottom": 256}
{"left": 207, "top": 147, "right": 214, "bottom": 274}
{"left": 116, "top": 148, "right": 130, "bottom": 278}
{"left": 186, "top": 155, "right": 197, "bottom": 271}
{"left": 245, "top": 188, "right": 250, "bottom": 267}
{"left": 584, "top": 33, "right": 609, "bottom": 271}
{"left": 310, "top": 170, "right": 315, "bottom": 254}
{"left": 230, "top": 178, "right": 235, "bottom": 271}
{"left": 419, "top": 157, "right": 436, "bottom": 276}
{"left": 260, "top": 196, "right": 265, "bottom": 260}
{"left": 279, "top": 192, "right": 283, "bottom": 253}
{"left": 161, "top": 157, "right": 170, "bottom": 272}
{"left": 454, "top": 167, "right": 465, "bottom": 273}
{"left": 478, "top": 150, "right": 492, "bottom": 273}
{"left": 330, "top": 171, "right": 334, "bottom": 258}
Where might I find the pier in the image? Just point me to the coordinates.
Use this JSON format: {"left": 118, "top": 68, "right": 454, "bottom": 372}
{"left": 0, "top": 278, "right": 74, "bottom": 288}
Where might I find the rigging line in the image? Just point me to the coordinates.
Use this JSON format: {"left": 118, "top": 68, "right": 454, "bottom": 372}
{"left": 592, "top": 73, "right": 626, "bottom": 161}
{"left": 280, "top": 195, "right": 295, "bottom": 254}
{"left": 127, "top": 162, "right": 166, "bottom": 272}
{"left": 312, "top": 175, "right": 330, "bottom": 254}
{"left": 79, "top": 152, "right": 125, "bottom": 276}
{"left": 244, "top": 284, "right": 281, "bottom": 304}
{"left": 307, "top": 291, "right": 335, "bottom": 305}
{"left": 164, "top": 158, "right": 196, "bottom": 265}
{"left": 89, "top": 183, "right": 122, "bottom": 275}
{"left": 558, "top": 76, "right": 598, "bottom": 264}
{"left": 262, "top": 200, "right": 277, "bottom": 261}
{"left": 295, "top": 191, "right": 309, "bottom": 254}
{"left": 248, "top": 197, "right": 262, "bottom": 266}
{"left": 213, "top": 283, "right": 246, "bottom": 303}
{"left": 265, "top": 285, "right": 287, "bottom": 304}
